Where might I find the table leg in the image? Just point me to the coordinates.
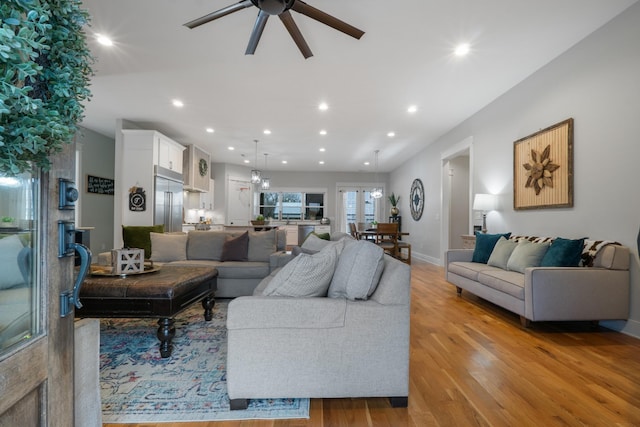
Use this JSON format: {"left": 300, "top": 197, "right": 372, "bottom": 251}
{"left": 157, "top": 318, "right": 176, "bottom": 358}
{"left": 202, "top": 294, "right": 215, "bottom": 321}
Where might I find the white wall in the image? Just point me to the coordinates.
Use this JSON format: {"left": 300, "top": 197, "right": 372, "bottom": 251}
{"left": 76, "top": 127, "right": 115, "bottom": 253}
{"left": 390, "top": 4, "right": 640, "bottom": 337}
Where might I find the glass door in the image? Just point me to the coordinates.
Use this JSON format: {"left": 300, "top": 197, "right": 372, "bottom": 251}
{"left": 337, "top": 186, "right": 381, "bottom": 234}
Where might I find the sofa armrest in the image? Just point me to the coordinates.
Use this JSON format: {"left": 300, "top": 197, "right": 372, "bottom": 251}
{"left": 227, "top": 296, "right": 347, "bottom": 329}
{"left": 269, "top": 251, "right": 292, "bottom": 272}
{"left": 445, "top": 249, "right": 474, "bottom": 265}
{"left": 524, "top": 267, "right": 630, "bottom": 321}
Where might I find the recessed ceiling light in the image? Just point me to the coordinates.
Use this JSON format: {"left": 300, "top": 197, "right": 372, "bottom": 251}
{"left": 206, "top": 128, "right": 214, "bottom": 133}
{"left": 282, "top": 160, "right": 288, "bottom": 164}
{"left": 263, "top": 129, "right": 271, "bottom": 135}
{"left": 244, "top": 159, "right": 250, "bottom": 164}
{"left": 318, "top": 102, "right": 328, "bottom": 111}
{"left": 454, "top": 43, "right": 471, "bottom": 57}
{"left": 319, "top": 129, "right": 327, "bottom": 135}
{"left": 96, "top": 34, "right": 113, "bottom": 46}
{"left": 319, "top": 161, "right": 325, "bottom": 165}
{"left": 363, "top": 161, "right": 370, "bottom": 166}
{"left": 407, "top": 105, "right": 417, "bottom": 114}
{"left": 319, "top": 148, "right": 326, "bottom": 152}
{"left": 172, "top": 99, "right": 184, "bottom": 108}
{"left": 228, "top": 146, "right": 235, "bottom": 150}
{"left": 387, "top": 131, "right": 395, "bottom": 137}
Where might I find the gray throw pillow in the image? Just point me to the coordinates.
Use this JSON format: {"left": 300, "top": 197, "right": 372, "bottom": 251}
{"left": 149, "top": 232, "right": 188, "bottom": 262}
{"left": 262, "top": 244, "right": 338, "bottom": 297}
{"left": 247, "top": 229, "right": 276, "bottom": 262}
{"left": 186, "top": 231, "right": 228, "bottom": 261}
{"left": 0, "top": 234, "right": 27, "bottom": 289}
{"left": 506, "top": 240, "right": 550, "bottom": 273}
{"left": 301, "top": 233, "right": 332, "bottom": 252}
{"left": 328, "top": 240, "right": 385, "bottom": 300}
{"left": 221, "top": 231, "right": 249, "bottom": 262}
{"left": 487, "top": 236, "right": 518, "bottom": 270}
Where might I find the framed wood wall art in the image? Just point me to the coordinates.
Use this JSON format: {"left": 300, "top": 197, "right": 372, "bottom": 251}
{"left": 513, "top": 118, "right": 573, "bottom": 210}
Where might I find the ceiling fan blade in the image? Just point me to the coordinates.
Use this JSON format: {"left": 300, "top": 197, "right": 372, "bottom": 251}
{"left": 245, "top": 10, "right": 270, "bottom": 55}
{"left": 279, "top": 11, "right": 313, "bottom": 59}
{"left": 184, "top": 0, "right": 253, "bottom": 29}
{"left": 291, "top": 0, "right": 364, "bottom": 40}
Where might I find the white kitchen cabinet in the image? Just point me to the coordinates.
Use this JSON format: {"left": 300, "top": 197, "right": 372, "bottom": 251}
{"left": 283, "top": 225, "right": 298, "bottom": 247}
{"left": 183, "top": 144, "right": 210, "bottom": 192}
{"left": 156, "top": 134, "right": 185, "bottom": 173}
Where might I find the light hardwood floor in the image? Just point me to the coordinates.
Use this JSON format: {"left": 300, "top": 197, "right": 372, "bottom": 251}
{"left": 104, "top": 261, "right": 640, "bottom": 427}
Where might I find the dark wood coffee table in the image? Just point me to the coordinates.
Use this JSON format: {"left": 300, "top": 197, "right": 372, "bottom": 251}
{"left": 76, "top": 265, "right": 217, "bottom": 358}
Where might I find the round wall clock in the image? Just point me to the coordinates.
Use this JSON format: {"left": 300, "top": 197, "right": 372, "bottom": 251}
{"left": 409, "top": 178, "right": 424, "bottom": 221}
{"left": 198, "top": 158, "right": 208, "bottom": 177}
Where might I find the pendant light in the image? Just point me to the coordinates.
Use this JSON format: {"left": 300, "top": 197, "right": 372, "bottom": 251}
{"left": 371, "top": 149, "right": 383, "bottom": 199}
{"left": 250, "top": 139, "right": 261, "bottom": 184}
{"left": 261, "top": 153, "right": 271, "bottom": 190}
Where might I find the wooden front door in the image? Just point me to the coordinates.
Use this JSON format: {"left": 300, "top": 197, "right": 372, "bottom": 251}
{"left": 0, "top": 144, "right": 78, "bottom": 425}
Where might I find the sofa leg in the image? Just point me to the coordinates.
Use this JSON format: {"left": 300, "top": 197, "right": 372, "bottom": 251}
{"left": 520, "top": 316, "right": 531, "bottom": 328}
{"left": 229, "top": 399, "right": 248, "bottom": 410}
{"left": 389, "top": 396, "right": 408, "bottom": 408}
{"left": 456, "top": 286, "right": 462, "bottom": 296}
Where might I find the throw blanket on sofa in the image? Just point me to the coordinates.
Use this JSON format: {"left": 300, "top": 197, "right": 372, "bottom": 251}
{"left": 508, "top": 235, "right": 620, "bottom": 267}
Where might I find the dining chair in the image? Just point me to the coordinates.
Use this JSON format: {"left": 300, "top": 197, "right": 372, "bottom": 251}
{"left": 348, "top": 222, "right": 359, "bottom": 239}
{"left": 374, "top": 222, "right": 399, "bottom": 257}
{"left": 396, "top": 240, "right": 412, "bottom": 265}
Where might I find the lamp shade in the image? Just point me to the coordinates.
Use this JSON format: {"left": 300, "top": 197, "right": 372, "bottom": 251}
{"left": 473, "top": 193, "right": 497, "bottom": 212}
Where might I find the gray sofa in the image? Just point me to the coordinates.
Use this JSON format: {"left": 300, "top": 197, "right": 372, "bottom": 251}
{"left": 226, "top": 239, "right": 411, "bottom": 409}
{"left": 97, "top": 229, "right": 290, "bottom": 297}
{"left": 445, "top": 242, "right": 630, "bottom": 326}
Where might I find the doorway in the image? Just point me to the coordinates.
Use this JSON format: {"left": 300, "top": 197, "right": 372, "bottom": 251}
{"left": 336, "top": 186, "right": 382, "bottom": 234}
{"left": 441, "top": 137, "right": 473, "bottom": 261}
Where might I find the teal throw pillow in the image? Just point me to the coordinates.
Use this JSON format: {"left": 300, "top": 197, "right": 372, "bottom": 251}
{"left": 506, "top": 240, "right": 550, "bottom": 273}
{"left": 472, "top": 232, "right": 512, "bottom": 264}
{"left": 541, "top": 237, "right": 585, "bottom": 267}
{"left": 487, "top": 236, "right": 518, "bottom": 270}
{"left": 122, "top": 225, "right": 164, "bottom": 259}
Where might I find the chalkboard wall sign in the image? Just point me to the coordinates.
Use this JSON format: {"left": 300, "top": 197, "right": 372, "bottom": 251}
{"left": 87, "top": 175, "right": 115, "bottom": 195}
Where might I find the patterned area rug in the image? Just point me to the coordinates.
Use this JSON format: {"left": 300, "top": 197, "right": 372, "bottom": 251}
{"left": 99, "top": 300, "right": 310, "bottom": 423}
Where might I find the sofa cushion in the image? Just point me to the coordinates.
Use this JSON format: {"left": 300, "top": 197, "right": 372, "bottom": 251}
{"left": 448, "top": 261, "right": 502, "bottom": 282}
{"left": 301, "top": 233, "right": 332, "bottom": 252}
{"left": 248, "top": 230, "right": 276, "bottom": 262}
{"left": 186, "top": 231, "right": 228, "bottom": 261}
{"left": 221, "top": 231, "right": 249, "bottom": 262}
{"left": 506, "top": 240, "right": 550, "bottom": 273}
{"left": 0, "top": 234, "right": 26, "bottom": 290}
{"left": 328, "top": 240, "right": 385, "bottom": 300}
{"left": 149, "top": 232, "right": 187, "bottom": 262}
{"left": 262, "top": 244, "right": 338, "bottom": 297}
{"left": 253, "top": 267, "right": 282, "bottom": 295}
{"left": 477, "top": 269, "right": 525, "bottom": 300}
{"left": 541, "top": 237, "right": 585, "bottom": 267}
{"left": 472, "top": 232, "right": 511, "bottom": 264}
{"left": 487, "top": 237, "right": 518, "bottom": 270}
{"left": 122, "top": 225, "right": 164, "bottom": 259}
{"left": 216, "top": 261, "right": 270, "bottom": 279}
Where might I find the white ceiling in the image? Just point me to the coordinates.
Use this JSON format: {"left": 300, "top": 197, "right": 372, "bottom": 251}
{"left": 79, "top": 0, "right": 636, "bottom": 173}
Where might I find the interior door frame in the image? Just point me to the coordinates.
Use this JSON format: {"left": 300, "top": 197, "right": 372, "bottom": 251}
{"left": 440, "top": 136, "right": 474, "bottom": 263}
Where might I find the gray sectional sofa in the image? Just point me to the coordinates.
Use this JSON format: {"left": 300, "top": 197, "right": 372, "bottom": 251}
{"left": 445, "top": 237, "right": 630, "bottom": 326}
{"left": 226, "top": 238, "right": 411, "bottom": 409}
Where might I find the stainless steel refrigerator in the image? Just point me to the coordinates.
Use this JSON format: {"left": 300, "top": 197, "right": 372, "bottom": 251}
{"left": 154, "top": 166, "right": 184, "bottom": 232}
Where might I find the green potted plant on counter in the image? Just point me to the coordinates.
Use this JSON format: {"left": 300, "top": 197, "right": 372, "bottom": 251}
{"left": 251, "top": 214, "right": 265, "bottom": 226}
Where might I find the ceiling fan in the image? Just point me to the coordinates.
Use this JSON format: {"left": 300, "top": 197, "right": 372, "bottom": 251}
{"left": 184, "top": 0, "right": 365, "bottom": 59}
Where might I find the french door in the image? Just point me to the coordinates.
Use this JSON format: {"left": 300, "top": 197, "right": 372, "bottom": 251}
{"left": 337, "top": 186, "right": 382, "bottom": 234}
{"left": 0, "top": 144, "right": 78, "bottom": 425}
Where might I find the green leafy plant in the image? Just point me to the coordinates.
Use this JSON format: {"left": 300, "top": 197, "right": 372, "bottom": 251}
{"left": 2, "top": 216, "right": 14, "bottom": 223}
{"left": 255, "top": 214, "right": 265, "bottom": 221}
{"left": 0, "top": 0, "right": 94, "bottom": 174}
{"left": 388, "top": 192, "right": 400, "bottom": 207}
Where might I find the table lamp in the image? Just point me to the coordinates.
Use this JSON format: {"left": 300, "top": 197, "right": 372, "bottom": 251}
{"left": 473, "top": 194, "right": 497, "bottom": 233}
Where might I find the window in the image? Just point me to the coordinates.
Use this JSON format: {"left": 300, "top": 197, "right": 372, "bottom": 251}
{"left": 258, "top": 191, "right": 325, "bottom": 221}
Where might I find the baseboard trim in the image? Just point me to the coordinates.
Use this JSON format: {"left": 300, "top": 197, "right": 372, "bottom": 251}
{"left": 601, "top": 318, "right": 640, "bottom": 340}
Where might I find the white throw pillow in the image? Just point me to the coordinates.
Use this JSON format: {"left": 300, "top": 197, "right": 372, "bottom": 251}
{"left": 0, "top": 235, "right": 27, "bottom": 289}
{"left": 506, "top": 239, "right": 550, "bottom": 273}
{"left": 487, "top": 236, "right": 518, "bottom": 270}
{"left": 328, "top": 240, "right": 385, "bottom": 300}
{"left": 149, "top": 232, "right": 188, "bottom": 262}
{"left": 262, "top": 244, "right": 338, "bottom": 297}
